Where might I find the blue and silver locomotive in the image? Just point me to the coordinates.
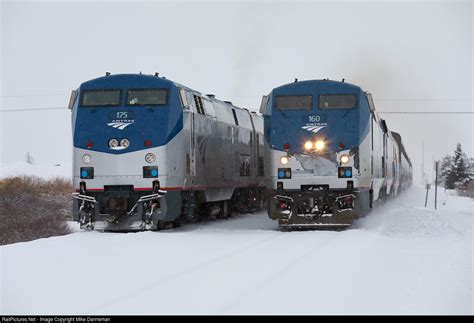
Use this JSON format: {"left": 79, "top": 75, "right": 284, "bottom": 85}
{"left": 69, "top": 73, "right": 265, "bottom": 231}
{"left": 261, "top": 79, "right": 412, "bottom": 229}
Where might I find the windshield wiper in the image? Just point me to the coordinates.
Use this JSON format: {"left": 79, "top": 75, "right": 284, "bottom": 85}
{"left": 132, "top": 102, "right": 154, "bottom": 112}
{"left": 274, "top": 105, "right": 288, "bottom": 118}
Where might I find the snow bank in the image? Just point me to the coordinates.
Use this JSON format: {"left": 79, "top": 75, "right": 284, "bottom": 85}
{"left": 1, "top": 186, "right": 472, "bottom": 315}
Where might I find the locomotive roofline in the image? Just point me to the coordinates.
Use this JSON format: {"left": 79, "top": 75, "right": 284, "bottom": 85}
{"left": 80, "top": 73, "right": 254, "bottom": 115}
{"left": 271, "top": 78, "right": 363, "bottom": 93}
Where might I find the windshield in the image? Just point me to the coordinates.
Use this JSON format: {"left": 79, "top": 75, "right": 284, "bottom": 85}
{"left": 127, "top": 89, "right": 167, "bottom": 106}
{"left": 319, "top": 94, "right": 356, "bottom": 109}
{"left": 275, "top": 95, "right": 312, "bottom": 110}
{"left": 81, "top": 90, "right": 121, "bottom": 107}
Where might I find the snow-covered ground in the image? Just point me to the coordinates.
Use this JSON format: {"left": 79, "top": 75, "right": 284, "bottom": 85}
{"left": 1, "top": 185, "right": 472, "bottom": 315}
{"left": 0, "top": 161, "right": 71, "bottom": 179}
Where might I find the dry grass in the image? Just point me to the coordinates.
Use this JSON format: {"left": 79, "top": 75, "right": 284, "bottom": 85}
{"left": 0, "top": 176, "right": 73, "bottom": 245}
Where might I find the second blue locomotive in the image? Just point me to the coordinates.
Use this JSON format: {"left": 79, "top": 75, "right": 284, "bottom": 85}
{"left": 261, "top": 79, "right": 412, "bottom": 228}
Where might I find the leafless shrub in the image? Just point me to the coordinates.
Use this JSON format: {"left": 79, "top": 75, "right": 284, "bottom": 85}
{"left": 0, "top": 176, "right": 73, "bottom": 245}
{"left": 456, "top": 180, "right": 474, "bottom": 199}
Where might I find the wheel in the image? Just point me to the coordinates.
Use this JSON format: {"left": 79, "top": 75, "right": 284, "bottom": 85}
{"left": 172, "top": 218, "right": 181, "bottom": 228}
{"left": 221, "top": 201, "right": 230, "bottom": 219}
{"left": 155, "top": 220, "right": 167, "bottom": 231}
{"left": 369, "top": 189, "right": 373, "bottom": 209}
{"left": 267, "top": 197, "right": 277, "bottom": 220}
{"left": 79, "top": 208, "right": 93, "bottom": 230}
{"left": 227, "top": 201, "right": 233, "bottom": 218}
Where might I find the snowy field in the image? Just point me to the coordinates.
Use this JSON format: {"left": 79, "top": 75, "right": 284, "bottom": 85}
{"left": 1, "top": 185, "right": 472, "bottom": 315}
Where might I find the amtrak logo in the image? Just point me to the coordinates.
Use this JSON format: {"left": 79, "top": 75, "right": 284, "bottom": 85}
{"left": 302, "top": 125, "right": 326, "bottom": 133}
{"left": 107, "top": 121, "right": 134, "bottom": 130}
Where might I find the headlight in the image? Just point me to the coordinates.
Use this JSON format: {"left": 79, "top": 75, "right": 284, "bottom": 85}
{"left": 120, "top": 138, "right": 130, "bottom": 148}
{"left": 145, "top": 153, "right": 156, "bottom": 163}
{"left": 304, "top": 141, "right": 313, "bottom": 150}
{"left": 280, "top": 156, "right": 289, "bottom": 165}
{"left": 108, "top": 138, "right": 119, "bottom": 148}
{"left": 82, "top": 154, "right": 91, "bottom": 164}
{"left": 340, "top": 154, "right": 350, "bottom": 164}
{"left": 315, "top": 140, "right": 325, "bottom": 151}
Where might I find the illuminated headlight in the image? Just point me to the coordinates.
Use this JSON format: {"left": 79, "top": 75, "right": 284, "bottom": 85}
{"left": 120, "top": 138, "right": 130, "bottom": 148}
{"left": 340, "top": 154, "right": 350, "bottom": 164}
{"left": 280, "top": 156, "right": 289, "bottom": 165}
{"left": 315, "top": 140, "right": 325, "bottom": 151}
{"left": 145, "top": 153, "right": 156, "bottom": 163}
{"left": 82, "top": 154, "right": 91, "bottom": 164}
{"left": 304, "top": 141, "right": 313, "bottom": 150}
{"left": 108, "top": 138, "right": 119, "bottom": 148}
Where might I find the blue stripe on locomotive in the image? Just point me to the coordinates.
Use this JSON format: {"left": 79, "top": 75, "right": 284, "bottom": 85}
{"left": 263, "top": 80, "right": 371, "bottom": 153}
{"left": 73, "top": 74, "right": 183, "bottom": 154}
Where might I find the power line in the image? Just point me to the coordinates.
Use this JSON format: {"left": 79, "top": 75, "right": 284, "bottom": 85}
{"left": 1, "top": 93, "right": 69, "bottom": 98}
{"left": 0, "top": 107, "right": 472, "bottom": 114}
{"left": 0, "top": 92, "right": 471, "bottom": 100}
{"left": 0, "top": 107, "right": 67, "bottom": 112}
{"left": 378, "top": 111, "right": 473, "bottom": 114}
{"left": 376, "top": 99, "right": 472, "bottom": 102}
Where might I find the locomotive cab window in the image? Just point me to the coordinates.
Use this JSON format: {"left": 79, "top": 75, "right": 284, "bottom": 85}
{"left": 259, "top": 95, "right": 269, "bottom": 113}
{"left": 319, "top": 94, "right": 356, "bottom": 109}
{"left": 81, "top": 90, "right": 121, "bottom": 107}
{"left": 275, "top": 95, "right": 312, "bottom": 110}
{"left": 127, "top": 89, "right": 167, "bottom": 106}
{"left": 68, "top": 90, "right": 78, "bottom": 110}
{"left": 179, "top": 89, "right": 189, "bottom": 109}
